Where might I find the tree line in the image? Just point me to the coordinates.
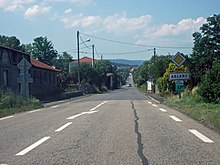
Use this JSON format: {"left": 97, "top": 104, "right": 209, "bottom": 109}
{"left": 133, "top": 14, "right": 220, "bottom": 103}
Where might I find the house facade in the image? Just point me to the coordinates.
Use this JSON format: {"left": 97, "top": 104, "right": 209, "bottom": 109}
{"left": 0, "top": 45, "right": 60, "bottom": 98}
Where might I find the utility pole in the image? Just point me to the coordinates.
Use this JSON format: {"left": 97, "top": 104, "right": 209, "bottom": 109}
{"left": 153, "top": 48, "right": 156, "bottom": 65}
{"left": 153, "top": 48, "right": 156, "bottom": 93}
{"left": 92, "top": 44, "right": 95, "bottom": 67}
{"left": 77, "top": 31, "right": 80, "bottom": 90}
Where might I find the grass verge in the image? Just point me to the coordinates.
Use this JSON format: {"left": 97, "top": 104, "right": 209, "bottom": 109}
{"left": 0, "top": 91, "right": 43, "bottom": 118}
{"left": 165, "top": 94, "right": 220, "bottom": 133}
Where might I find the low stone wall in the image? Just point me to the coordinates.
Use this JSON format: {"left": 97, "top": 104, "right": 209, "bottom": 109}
{"left": 60, "top": 91, "right": 83, "bottom": 99}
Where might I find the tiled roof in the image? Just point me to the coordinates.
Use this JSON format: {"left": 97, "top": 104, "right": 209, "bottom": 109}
{"left": 70, "top": 56, "right": 96, "bottom": 63}
{"left": 31, "top": 58, "right": 60, "bottom": 72}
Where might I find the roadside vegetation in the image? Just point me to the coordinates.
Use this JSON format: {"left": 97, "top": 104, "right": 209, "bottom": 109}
{"left": 166, "top": 93, "right": 220, "bottom": 133}
{"left": 133, "top": 14, "right": 220, "bottom": 132}
{"left": 0, "top": 90, "right": 42, "bottom": 118}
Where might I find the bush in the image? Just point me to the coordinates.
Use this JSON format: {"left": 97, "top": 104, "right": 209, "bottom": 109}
{"left": 198, "top": 60, "right": 220, "bottom": 103}
{"left": 0, "top": 90, "right": 41, "bottom": 110}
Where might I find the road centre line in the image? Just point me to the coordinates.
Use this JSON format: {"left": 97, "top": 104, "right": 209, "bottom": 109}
{"left": 90, "top": 101, "right": 108, "bottom": 111}
{"left": 159, "top": 108, "right": 167, "bottom": 112}
{"left": 51, "top": 105, "right": 59, "bottom": 108}
{"left": 55, "top": 122, "right": 72, "bottom": 132}
{"left": 16, "top": 136, "right": 51, "bottom": 156}
{"left": 189, "top": 129, "right": 214, "bottom": 143}
{"left": 67, "top": 111, "right": 98, "bottom": 120}
{"left": 152, "top": 104, "right": 158, "bottom": 107}
{"left": 0, "top": 116, "right": 14, "bottom": 121}
{"left": 169, "top": 115, "right": 182, "bottom": 122}
{"left": 27, "top": 109, "right": 43, "bottom": 114}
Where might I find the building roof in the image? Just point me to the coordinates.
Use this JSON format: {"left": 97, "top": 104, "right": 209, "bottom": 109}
{"left": 70, "top": 56, "right": 96, "bottom": 63}
{"left": 31, "top": 58, "right": 60, "bottom": 72}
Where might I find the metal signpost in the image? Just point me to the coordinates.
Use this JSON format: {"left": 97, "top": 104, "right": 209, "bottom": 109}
{"left": 170, "top": 52, "right": 189, "bottom": 99}
{"left": 17, "top": 58, "right": 33, "bottom": 97}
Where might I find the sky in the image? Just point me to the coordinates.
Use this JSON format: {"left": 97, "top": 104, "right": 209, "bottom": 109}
{"left": 0, "top": 0, "right": 219, "bottom": 60}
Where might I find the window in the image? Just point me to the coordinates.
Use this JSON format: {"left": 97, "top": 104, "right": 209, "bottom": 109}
{"left": 3, "top": 70, "right": 9, "bottom": 87}
{"left": 2, "top": 50, "right": 10, "bottom": 64}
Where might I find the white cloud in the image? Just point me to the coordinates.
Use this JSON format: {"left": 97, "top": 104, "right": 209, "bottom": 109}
{"left": 60, "top": 13, "right": 102, "bottom": 33}
{"left": 103, "top": 13, "right": 152, "bottom": 34}
{"left": 47, "top": 0, "right": 92, "bottom": 5}
{"left": 64, "top": 8, "right": 72, "bottom": 14}
{"left": 135, "top": 17, "right": 207, "bottom": 47}
{"left": 152, "top": 17, "right": 206, "bottom": 37}
{"left": 24, "top": 5, "right": 51, "bottom": 19}
{"left": 59, "top": 12, "right": 152, "bottom": 34}
{"left": 0, "top": 0, "right": 34, "bottom": 11}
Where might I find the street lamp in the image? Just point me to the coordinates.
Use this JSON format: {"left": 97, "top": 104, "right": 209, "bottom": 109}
{"left": 76, "top": 31, "right": 90, "bottom": 91}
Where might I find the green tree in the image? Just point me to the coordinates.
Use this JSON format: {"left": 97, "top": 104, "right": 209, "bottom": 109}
{"left": 198, "top": 60, "right": 220, "bottom": 103}
{"left": 32, "top": 36, "right": 58, "bottom": 66}
{"left": 191, "top": 14, "right": 220, "bottom": 86}
{"left": 53, "top": 52, "right": 73, "bottom": 73}
{"left": 21, "top": 43, "right": 32, "bottom": 55}
{"left": 0, "top": 35, "right": 21, "bottom": 50}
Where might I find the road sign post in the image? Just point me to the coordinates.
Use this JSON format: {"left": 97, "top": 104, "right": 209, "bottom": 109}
{"left": 170, "top": 52, "right": 189, "bottom": 99}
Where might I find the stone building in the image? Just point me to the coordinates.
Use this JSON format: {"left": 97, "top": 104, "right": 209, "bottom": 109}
{"left": 0, "top": 45, "right": 60, "bottom": 98}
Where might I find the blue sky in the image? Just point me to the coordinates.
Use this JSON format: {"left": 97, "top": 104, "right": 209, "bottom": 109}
{"left": 0, "top": 0, "right": 219, "bottom": 60}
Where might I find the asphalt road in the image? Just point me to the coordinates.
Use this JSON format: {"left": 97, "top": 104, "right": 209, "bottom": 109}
{"left": 0, "top": 84, "right": 220, "bottom": 164}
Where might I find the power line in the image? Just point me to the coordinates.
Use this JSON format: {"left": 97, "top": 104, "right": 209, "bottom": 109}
{"left": 98, "top": 49, "right": 152, "bottom": 55}
{"left": 79, "top": 36, "right": 91, "bottom": 49}
{"left": 80, "top": 32, "right": 192, "bottom": 49}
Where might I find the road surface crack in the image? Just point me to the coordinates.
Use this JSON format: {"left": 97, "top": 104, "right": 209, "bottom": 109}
{"left": 131, "top": 100, "right": 149, "bottom": 165}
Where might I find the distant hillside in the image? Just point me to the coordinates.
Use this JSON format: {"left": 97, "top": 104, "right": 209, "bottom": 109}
{"left": 109, "top": 59, "right": 144, "bottom": 66}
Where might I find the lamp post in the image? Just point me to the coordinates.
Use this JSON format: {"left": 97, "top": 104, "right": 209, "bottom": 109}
{"left": 76, "top": 31, "right": 90, "bottom": 91}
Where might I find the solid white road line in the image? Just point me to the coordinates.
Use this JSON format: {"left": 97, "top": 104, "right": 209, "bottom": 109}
{"left": 90, "top": 101, "right": 108, "bottom": 111}
{"left": 27, "top": 109, "right": 42, "bottom": 114}
{"left": 16, "top": 137, "right": 51, "bottom": 156}
{"left": 159, "top": 108, "right": 167, "bottom": 112}
{"left": 169, "top": 115, "right": 182, "bottom": 122}
{"left": 152, "top": 104, "right": 158, "bottom": 107}
{"left": 189, "top": 129, "right": 214, "bottom": 143}
{"left": 0, "top": 116, "right": 14, "bottom": 121}
{"left": 55, "top": 122, "right": 72, "bottom": 132}
{"left": 67, "top": 111, "right": 98, "bottom": 120}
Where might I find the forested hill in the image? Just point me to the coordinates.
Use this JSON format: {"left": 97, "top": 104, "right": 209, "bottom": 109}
{"left": 110, "top": 59, "right": 144, "bottom": 66}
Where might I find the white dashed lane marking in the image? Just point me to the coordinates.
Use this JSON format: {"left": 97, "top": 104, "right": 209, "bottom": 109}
{"left": 152, "top": 104, "right": 158, "bottom": 107}
{"left": 16, "top": 137, "right": 51, "bottom": 156}
{"left": 27, "top": 109, "right": 43, "bottom": 114}
{"left": 189, "top": 129, "right": 214, "bottom": 143}
{"left": 90, "top": 101, "right": 108, "bottom": 111}
{"left": 159, "top": 108, "right": 167, "bottom": 112}
{"left": 67, "top": 101, "right": 107, "bottom": 120}
{"left": 51, "top": 105, "right": 59, "bottom": 108}
{"left": 169, "top": 115, "right": 182, "bottom": 122}
{"left": 55, "top": 122, "right": 72, "bottom": 132}
{"left": 67, "top": 111, "right": 98, "bottom": 120}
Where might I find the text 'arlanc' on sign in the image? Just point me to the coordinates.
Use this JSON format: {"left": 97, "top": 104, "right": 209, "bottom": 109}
{"left": 169, "top": 72, "right": 190, "bottom": 81}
